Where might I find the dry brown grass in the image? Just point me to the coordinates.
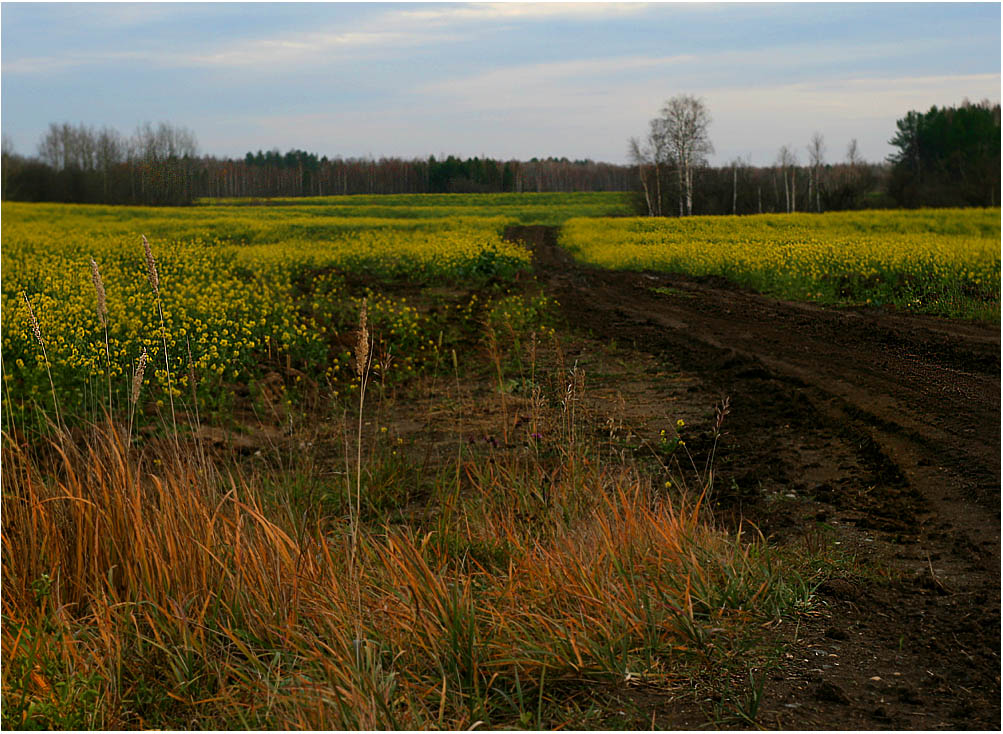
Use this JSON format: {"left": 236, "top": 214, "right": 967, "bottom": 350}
{"left": 1, "top": 402, "right": 810, "bottom": 729}
{"left": 3, "top": 256, "right": 815, "bottom": 728}
{"left": 19, "top": 291, "right": 62, "bottom": 430}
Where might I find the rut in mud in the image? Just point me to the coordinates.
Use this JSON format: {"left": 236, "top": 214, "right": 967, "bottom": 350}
{"left": 508, "top": 224, "right": 1001, "bottom": 730}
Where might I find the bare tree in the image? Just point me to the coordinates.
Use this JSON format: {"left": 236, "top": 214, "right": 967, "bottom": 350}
{"left": 38, "top": 122, "right": 87, "bottom": 170}
{"left": 96, "top": 126, "right": 124, "bottom": 199}
{"left": 777, "top": 145, "right": 799, "bottom": 213}
{"left": 653, "top": 95, "right": 713, "bottom": 216}
{"left": 72, "top": 124, "right": 97, "bottom": 170}
{"left": 846, "top": 138, "right": 862, "bottom": 167}
{"left": 728, "top": 156, "right": 748, "bottom": 215}
{"left": 38, "top": 122, "right": 67, "bottom": 170}
{"left": 807, "top": 132, "right": 825, "bottom": 212}
{"left": 133, "top": 122, "right": 198, "bottom": 162}
{"left": 647, "top": 117, "right": 672, "bottom": 216}
{"left": 840, "top": 138, "right": 868, "bottom": 208}
{"left": 628, "top": 136, "right": 655, "bottom": 216}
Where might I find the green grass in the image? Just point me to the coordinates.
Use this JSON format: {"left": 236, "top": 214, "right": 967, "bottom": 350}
{"left": 197, "top": 191, "right": 635, "bottom": 225}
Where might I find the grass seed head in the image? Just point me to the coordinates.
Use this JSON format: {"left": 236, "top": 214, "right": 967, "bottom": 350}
{"left": 132, "top": 348, "right": 148, "bottom": 405}
{"left": 22, "top": 292, "right": 43, "bottom": 346}
{"left": 90, "top": 257, "right": 108, "bottom": 327}
{"left": 142, "top": 235, "right": 160, "bottom": 296}
{"left": 355, "top": 297, "right": 370, "bottom": 380}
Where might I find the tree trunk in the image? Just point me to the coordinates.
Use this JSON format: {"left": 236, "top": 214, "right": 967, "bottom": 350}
{"left": 815, "top": 165, "right": 822, "bottom": 212}
{"left": 637, "top": 161, "right": 653, "bottom": 216}
{"left": 685, "top": 166, "right": 693, "bottom": 216}
{"left": 732, "top": 164, "right": 737, "bottom": 215}
{"left": 653, "top": 161, "right": 662, "bottom": 216}
{"left": 677, "top": 165, "right": 684, "bottom": 217}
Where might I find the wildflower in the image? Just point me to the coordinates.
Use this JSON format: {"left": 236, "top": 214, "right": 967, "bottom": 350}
{"left": 676, "top": 419, "right": 685, "bottom": 429}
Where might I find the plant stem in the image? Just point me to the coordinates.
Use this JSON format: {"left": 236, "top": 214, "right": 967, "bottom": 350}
{"left": 155, "top": 297, "right": 178, "bottom": 446}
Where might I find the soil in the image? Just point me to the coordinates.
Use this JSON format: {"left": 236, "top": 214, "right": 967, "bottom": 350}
{"left": 507, "top": 225, "right": 1001, "bottom": 730}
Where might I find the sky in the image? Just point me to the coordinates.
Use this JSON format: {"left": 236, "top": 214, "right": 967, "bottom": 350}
{"left": 1, "top": 2, "right": 1000, "bottom": 166}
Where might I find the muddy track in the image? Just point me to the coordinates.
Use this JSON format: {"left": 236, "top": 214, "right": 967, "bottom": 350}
{"left": 508, "top": 225, "right": 1001, "bottom": 729}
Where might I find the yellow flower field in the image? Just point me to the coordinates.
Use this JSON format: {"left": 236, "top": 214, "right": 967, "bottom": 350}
{"left": 1, "top": 201, "right": 532, "bottom": 422}
{"left": 560, "top": 208, "right": 1000, "bottom": 318}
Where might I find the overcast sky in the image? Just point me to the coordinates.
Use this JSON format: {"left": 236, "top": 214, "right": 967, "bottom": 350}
{"left": 2, "top": 2, "right": 999, "bottom": 166}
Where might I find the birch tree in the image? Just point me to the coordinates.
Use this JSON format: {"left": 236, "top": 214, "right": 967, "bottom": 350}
{"left": 777, "top": 145, "right": 798, "bottom": 213}
{"left": 628, "top": 137, "right": 654, "bottom": 216}
{"left": 654, "top": 95, "right": 713, "bottom": 216}
{"left": 807, "top": 132, "right": 825, "bottom": 212}
{"left": 647, "top": 117, "right": 671, "bottom": 216}
{"left": 846, "top": 138, "right": 862, "bottom": 167}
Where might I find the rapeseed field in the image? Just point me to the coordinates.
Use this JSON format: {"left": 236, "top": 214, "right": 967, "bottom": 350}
{"left": 561, "top": 208, "right": 1000, "bottom": 319}
{"left": 1, "top": 200, "right": 534, "bottom": 423}
{"left": 4, "top": 194, "right": 994, "bottom": 730}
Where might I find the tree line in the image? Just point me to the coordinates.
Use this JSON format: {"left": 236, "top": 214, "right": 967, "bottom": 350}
{"left": 887, "top": 100, "right": 1001, "bottom": 207}
{"left": 0, "top": 124, "right": 634, "bottom": 205}
{"left": 2, "top": 122, "right": 201, "bottom": 205}
{"left": 2, "top": 99, "right": 998, "bottom": 210}
{"left": 629, "top": 95, "right": 999, "bottom": 217}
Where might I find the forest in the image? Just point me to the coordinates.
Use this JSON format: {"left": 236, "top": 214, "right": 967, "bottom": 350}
{"left": 1, "top": 100, "right": 998, "bottom": 212}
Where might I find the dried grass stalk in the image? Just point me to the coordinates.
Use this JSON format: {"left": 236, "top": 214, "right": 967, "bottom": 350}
{"left": 355, "top": 297, "right": 370, "bottom": 380}
{"left": 142, "top": 234, "right": 178, "bottom": 441}
{"left": 352, "top": 297, "right": 371, "bottom": 568}
{"left": 90, "top": 257, "right": 108, "bottom": 327}
{"left": 131, "top": 348, "right": 148, "bottom": 406}
{"left": 22, "top": 292, "right": 43, "bottom": 346}
{"left": 142, "top": 235, "right": 160, "bottom": 296}
{"left": 22, "top": 291, "right": 62, "bottom": 428}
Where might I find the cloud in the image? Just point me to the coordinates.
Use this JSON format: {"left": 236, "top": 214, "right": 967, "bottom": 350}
{"left": 708, "top": 73, "right": 1002, "bottom": 124}
{"left": 2, "top": 4, "right": 997, "bottom": 165}
{"left": 395, "top": 2, "right": 648, "bottom": 25}
{"left": 181, "top": 3, "right": 649, "bottom": 69}
{"left": 2, "top": 51, "right": 147, "bottom": 75}
{"left": 707, "top": 73, "right": 1002, "bottom": 162}
{"left": 4, "top": 30, "right": 457, "bottom": 74}
{"left": 182, "top": 29, "right": 454, "bottom": 69}
{"left": 420, "top": 54, "right": 697, "bottom": 112}
{"left": 4, "top": 2, "right": 652, "bottom": 74}
{"left": 417, "top": 64, "right": 1002, "bottom": 163}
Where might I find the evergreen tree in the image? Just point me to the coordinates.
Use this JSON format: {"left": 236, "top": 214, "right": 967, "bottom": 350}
{"left": 888, "top": 100, "right": 1001, "bottom": 207}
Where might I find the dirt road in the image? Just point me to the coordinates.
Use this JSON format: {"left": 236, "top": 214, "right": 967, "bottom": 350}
{"left": 511, "top": 225, "right": 1001, "bottom": 729}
